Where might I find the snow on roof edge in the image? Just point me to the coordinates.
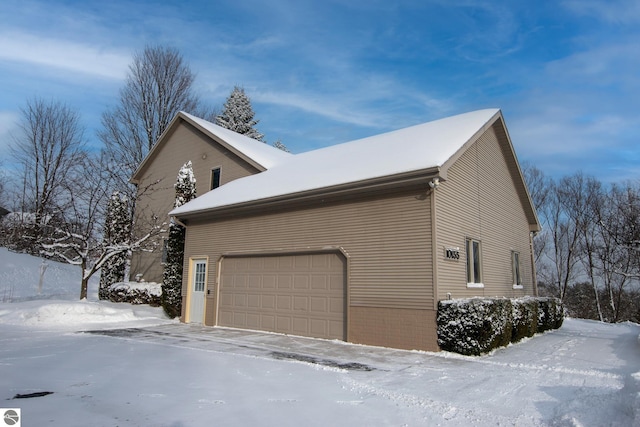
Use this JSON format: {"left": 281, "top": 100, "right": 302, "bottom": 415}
{"left": 180, "top": 112, "right": 292, "bottom": 170}
{"left": 171, "top": 109, "right": 501, "bottom": 217}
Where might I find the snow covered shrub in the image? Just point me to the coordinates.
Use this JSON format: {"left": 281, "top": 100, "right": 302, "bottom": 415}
{"left": 99, "top": 192, "right": 131, "bottom": 300}
{"left": 511, "top": 298, "right": 539, "bottom": 342}
{"left": 537, "top": 297, "right": 564, "bottom": 332}
{"left": 162, "top": 161, "right": 196, "bottom": 318}
{"left": 437, "top": 298, "right": 513, "bottom": 356}
{"left": 105, "top": 282, "right": 162, "bottom": 306}
{"left": 438, "top": 297, "right": 564, "bottom": 355}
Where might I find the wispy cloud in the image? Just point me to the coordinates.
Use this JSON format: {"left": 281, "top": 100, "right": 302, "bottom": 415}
{"left": 562, "top": 0, "right": 640, "bottom": 24}
{"left": 0, "top": 31, "right": 129, "bottom": 80}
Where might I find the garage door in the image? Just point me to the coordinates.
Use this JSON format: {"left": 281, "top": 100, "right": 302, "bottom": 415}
{"left": 218, "top": 253, "right": 346, "bottom": 340}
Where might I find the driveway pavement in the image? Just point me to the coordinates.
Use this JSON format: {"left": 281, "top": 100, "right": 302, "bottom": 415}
{"left": 85, "top": 322, "right": 431, "bottom": 372}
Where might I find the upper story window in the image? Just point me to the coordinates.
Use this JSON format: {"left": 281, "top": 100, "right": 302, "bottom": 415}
{"left": 210, "top": 167, "right": 221, "bottom": 190}
{"left": 466, "top": 238, "right": 483, "bottom": 288}
{"left": 512, "top": 251, "right": 523, "bottom": 289}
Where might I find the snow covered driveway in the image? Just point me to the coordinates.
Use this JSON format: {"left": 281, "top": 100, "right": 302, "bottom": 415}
{"left": 2, "top": 317, "right": 639, "bottom": 426}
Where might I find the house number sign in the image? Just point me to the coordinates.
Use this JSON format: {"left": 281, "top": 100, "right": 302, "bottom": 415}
{"left": 445, "top": 247, "right": 460, "bottom": 260}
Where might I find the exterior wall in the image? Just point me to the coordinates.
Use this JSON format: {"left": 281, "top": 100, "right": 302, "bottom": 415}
{"left": 435, "top": 122, "right": 535, "bottom": 300}
{"left": 350, "top": 307, "right": 438, "bottom": 351}
{"left": 182, "top": 186, "right": 436, "bottom": 350}
{"left": 130, "top": 121, "right": 260, "bottom": 283}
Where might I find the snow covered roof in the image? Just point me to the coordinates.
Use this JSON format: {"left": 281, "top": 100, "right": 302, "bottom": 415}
{"left": 171, "top": 109, "right": 502, "bottom": 217}
{"left": 179, "top": 112, "right": 291, "bottom": 170}
{"left": 132, "top": 112, "right": 291, "bottom": 182}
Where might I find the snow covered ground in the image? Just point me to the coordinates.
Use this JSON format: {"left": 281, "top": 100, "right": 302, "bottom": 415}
{"left": 1, "top": 247, "right": 639, "bottom": 426}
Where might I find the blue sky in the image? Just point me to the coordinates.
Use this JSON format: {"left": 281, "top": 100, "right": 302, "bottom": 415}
{"left": 1, "top": 0, "right": 639, "bottom": 182}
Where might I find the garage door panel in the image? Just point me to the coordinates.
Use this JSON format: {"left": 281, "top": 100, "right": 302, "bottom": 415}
{"left": 276, "top": 316, "right": 291, "bottom": 331}
{"left": 219, "top": 253, "right": 345, "bottom": 340}
{"left": 330, "top": 274, "right": 343, "bottom": 290}
{"left": 330, "top": 297, "right": 343, "bottom": 313}
{"left": 262, "top": 295, "right": 275, "bottom": 309}
{"left": 246, "top": 314, "right": 260, "bottom": 328}
{"left": 293, "top": 296, "right": 308, "bottom": 311}
{"left": 232, "top": 312, "right": 246, "bottom": 326}
{"left": 248, "top": 294, "right": 260, "bottom": 308}
{"left": 310, "top": 319, "right": 327, "bottom": 336}
{"left": 293, "top": 318, "right": 309, "bottom": 334}
{"left": 294, "top": 275, "right": 309, "bottom": 289}
{"left": 263, "top": 275, "right": 277, "bottom": 289}
{"left": 248, "top": 275, "right": 261, "bottom": 288}
{"left": 261, "top": 315, "right": 275, "bottom": 329}
{"left": 310, "top": 297, "right": 327, "bottom": 312}
{"left": 311, "top": 275, "right": 328, "bottom": 290}
{"left": 234, "top": 294, "right": 246, "bottom": 307}
{"left": 277, "top": 275, "right": 293, "bottom": 289}
{"left": 277, "top": 295, "right": 291, "bottom": 310}
{"left": 294, "top": 256, "right": 311, "bottom": 269}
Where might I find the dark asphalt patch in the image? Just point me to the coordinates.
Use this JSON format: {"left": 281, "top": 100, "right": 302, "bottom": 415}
{"left": 270, "top": 351, "right": 374, "bottom": 371}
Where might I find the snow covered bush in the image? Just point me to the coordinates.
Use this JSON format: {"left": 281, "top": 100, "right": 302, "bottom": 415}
{"left": 437, "top": 297, "right": 564, "bottom": 355}
{"left": 511, "top": 298, "right": 539, "bottom": 342}
{"left": 99, "top": 192, "right": 131, "bottom": 300}
{"left": 437, "top": 298, "right": 513, "bottom": 356}
{"left": 104, "top": 282, "right": 162, "bottom": 306}
{"left": 162, "top": 161, "right": 196, "bottom": 318}
{"left": 537, "top": 297, "right": 564, "bottom": 332}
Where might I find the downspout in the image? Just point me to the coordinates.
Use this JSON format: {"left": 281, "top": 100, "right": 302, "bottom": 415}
{"left": 430, "top": 178, "right": 440, "bottom": 310}
{"left": 529, "top": 231, "right": 538, "bottom": 296}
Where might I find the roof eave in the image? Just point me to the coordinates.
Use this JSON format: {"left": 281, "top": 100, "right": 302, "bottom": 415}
{"left": 173, "top": 167, "right": 442, "bottom": 222}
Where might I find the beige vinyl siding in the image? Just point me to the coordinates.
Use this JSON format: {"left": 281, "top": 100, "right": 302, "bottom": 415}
{"left": 182, "top": 187, "right": 434, "bottom": 326}
{"left": 436, "top": 122, "right": 535, "bottom": 299}
{"left": 130, "top": 120, "right": 261, "bottom": 282}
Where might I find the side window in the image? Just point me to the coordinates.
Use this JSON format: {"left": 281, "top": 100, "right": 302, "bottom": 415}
{"left": 211, "top": 167, "right": 221, "bottom": 190}
{"left": 512, "top": 251, "right": 522, "bottom": 288}
{"left": 466, "top": 238, "right": 483, "bottom": 287}
{"left": 161, "top": 239, "right": 168, "bottom": 264}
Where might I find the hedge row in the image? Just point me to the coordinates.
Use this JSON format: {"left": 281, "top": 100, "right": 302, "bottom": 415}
{"left": 437, "top": 297, "right": 563, "bottom": 356}
{"left": 103, "top": 282, "right": 162, "bottom": 307}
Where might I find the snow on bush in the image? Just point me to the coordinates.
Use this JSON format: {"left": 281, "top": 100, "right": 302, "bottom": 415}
{"left": 511, "top": 297, "right": 539, "bottom": 342}
{"left": 537, "top": 297, "right": 564, "bottom": 332}
{"left": 437, "top": 297, "right": 564, "bottom": 356}
{"left": 104, "top": 282, "right": 162, "bottom": 307}
{"left": 437, "top": 298, "right": 513, "bottom": 356}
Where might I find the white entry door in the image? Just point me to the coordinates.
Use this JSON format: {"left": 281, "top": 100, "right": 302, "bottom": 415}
{"left": 188, "top": 260, "right": 206, "bottom": 323}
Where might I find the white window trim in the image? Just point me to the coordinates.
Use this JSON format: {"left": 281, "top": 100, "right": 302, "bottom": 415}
{"left": 466, "top": 237, "right": 483, "bottom": 287}
{"left": 512, "top": 250, "right": 523, "bottom": 289}
{"left": 210, "top": 167, "right": 221, "bottom": 190}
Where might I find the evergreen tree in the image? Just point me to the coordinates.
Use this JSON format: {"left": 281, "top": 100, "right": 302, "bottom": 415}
{"left": 215, "top": 86, "right": 265, "bottom": 141}
{"left": 273, "top": 139, "right": 290, "bottom": 152}
{"left": 99, "top": 191, "right": 131, "bottom": 299}
{"left": 162, "top": 161, "right": 196, "bottom": 318}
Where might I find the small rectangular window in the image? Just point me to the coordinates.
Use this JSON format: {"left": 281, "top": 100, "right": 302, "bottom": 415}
{"left": 466, "top": 238, "right": 483, "bottom": 287}
{"left": 512, "top": 251, "right": 522, "bottom": 288}
{"left": 194, "top": 261, "right": 206, "bottom": 292}
{"left": 211, "top": 168, "right": 221, "bottom": 190}
{"left": 161, "top": 239, "right": 168, "bottom": 264}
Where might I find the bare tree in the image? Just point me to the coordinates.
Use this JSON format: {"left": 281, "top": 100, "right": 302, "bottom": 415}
{"left": 42, "top": 154, "right": 163, "bottom": 299}
{"left": 522, "top": 163, "right": 552, "bottom": 271}
{"left": 8, "top": 98, "right": 86, "bottom": 250}
{"left": 593, "top": 182, "right": 640, "bottom": 321}
{"left": 573, "top": 175, "right": 604, "bottom": 321}
{"left": 539, "top": 174, "right": 589, "bottom": 301}
{"left": 99, "top": 45, "right": 215, "bottom": 192}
